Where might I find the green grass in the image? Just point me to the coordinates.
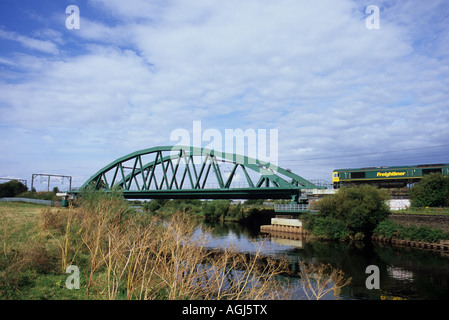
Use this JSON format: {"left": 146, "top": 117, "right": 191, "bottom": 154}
{"left": 0, "top": 202, "right": 85, "bottom": 300}
{"left": 0, "top": 201, "right": 47, "bottom": 212}
{"left": 374, "top": 219, "right": 449, "bottom": 243}
{"left": 395, "top": 207, "right": 449, "bottom": 215}
{"left": 1, "top": 271, "right": 88, "bottom": 300}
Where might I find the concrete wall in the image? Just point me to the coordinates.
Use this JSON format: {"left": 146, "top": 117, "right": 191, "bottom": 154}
{"left": 388, "top": 199, "right": 410, "bottom": 210}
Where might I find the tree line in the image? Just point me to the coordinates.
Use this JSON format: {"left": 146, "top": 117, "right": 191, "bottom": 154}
{"left": 0, "top": 180, "right": 61, "bottom": 200}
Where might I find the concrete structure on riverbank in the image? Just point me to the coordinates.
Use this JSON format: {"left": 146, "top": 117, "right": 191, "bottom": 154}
{"left": 260, "top": 216, "right": 305, "bottom": 235}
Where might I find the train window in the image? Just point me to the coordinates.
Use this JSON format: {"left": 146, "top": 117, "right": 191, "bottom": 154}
{"left": 351, "top": 172, "right": 365, "bottom": 179}
{"left": 333, "top": 173, "right": 339, "bottom": 178}
{"left": 423, "top": 168, "right": 442, "bottom": 175}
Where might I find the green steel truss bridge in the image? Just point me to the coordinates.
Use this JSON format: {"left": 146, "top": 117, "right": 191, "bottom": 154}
{"left": 74, "top": 146, "right": 322, "bottom": 202}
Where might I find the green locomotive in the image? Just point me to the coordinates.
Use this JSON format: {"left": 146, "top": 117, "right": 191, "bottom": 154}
{"left": 332, "top": 163, "right": 449, "bottom": 188}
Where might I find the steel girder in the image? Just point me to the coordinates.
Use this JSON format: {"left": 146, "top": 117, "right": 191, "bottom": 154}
{"left": 76, "top": 146, "right": 320, "bottom": 200}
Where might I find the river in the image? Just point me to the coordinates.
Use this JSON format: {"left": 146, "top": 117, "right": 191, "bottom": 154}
{"left": 194, "top": 220, "right": 449, "bottom": 300}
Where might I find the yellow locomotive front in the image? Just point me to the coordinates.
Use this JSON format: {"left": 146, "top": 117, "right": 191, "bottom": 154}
{"left": 332, "top": 171, "right": 340, "bottom": 188}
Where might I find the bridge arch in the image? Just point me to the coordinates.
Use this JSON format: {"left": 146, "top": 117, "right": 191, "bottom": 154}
{"left": 77, "top": 146, "right": 320, "bottom": 200}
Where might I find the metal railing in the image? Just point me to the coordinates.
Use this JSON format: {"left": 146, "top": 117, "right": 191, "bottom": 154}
{"left": 0, "top": 197, "right": 60, "bottom": 206}
{"left": 274, "top": 203, "right": 309, "bottom": 212}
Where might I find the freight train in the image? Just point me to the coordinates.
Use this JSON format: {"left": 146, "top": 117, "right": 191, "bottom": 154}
{"left": 332, "top": 163, "right": 449, "bottom": 189}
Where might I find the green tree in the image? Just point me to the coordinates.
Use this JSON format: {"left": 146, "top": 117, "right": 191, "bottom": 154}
{"left": 202, "top": 200, "right": 230, "bottom": 220}
{"left": 0, "top": 180, "right": 28, "bottom": 197}
{"left": 314, "top": 185, "right": 390, "bottom": 235}
{"left": 410, "top": 173, "right": 449, "bottom": 207}
{"left": 212, "top": 200, "right": 230, "bottom": 218}
{"left": 202, "top": 201, "right": 216, "bottom": 219}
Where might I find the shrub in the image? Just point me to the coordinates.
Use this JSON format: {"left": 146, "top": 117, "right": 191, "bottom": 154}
{"left": 21, "top": 242, "right": 56, "bottom": 274}
{"left": 310, "top": 216, "right": 349, "bottom": 240}
{"left": 313, "top": 185, "right": 390, "bottom": 235}
{"left": 373, "top": 220, "right": 400, "bottom": 240}
{"left": 410, "top": 173, "right": 449, "bottom": 207}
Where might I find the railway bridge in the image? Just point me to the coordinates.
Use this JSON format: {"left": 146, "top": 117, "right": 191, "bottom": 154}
{"left": 69, "top": 145, "right": 324, "bottom": 205}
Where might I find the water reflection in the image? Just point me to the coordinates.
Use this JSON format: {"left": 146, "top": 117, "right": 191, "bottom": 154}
{"left": 195, "top": 220, "right": 449, "bottom": 300}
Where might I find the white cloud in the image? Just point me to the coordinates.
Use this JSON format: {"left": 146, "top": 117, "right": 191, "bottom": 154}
{"left": 1, "top": 0, "right": 449, "bottom": 184}
{"left": 0, "top": 28, "right": 59, "bottom": 54}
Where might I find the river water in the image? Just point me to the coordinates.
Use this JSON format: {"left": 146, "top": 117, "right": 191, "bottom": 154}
{"left": 194, "top": 221, "right": 449, "bottom": 300}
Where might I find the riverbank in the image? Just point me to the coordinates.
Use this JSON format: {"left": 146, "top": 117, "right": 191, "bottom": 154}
{"left": 371, "top": 236, "right": 449, "bottom": 253}
{"left": 388, "top": 212, "right": 449, "bottom": 232}
{"left": 0, "top": 199, "right": 290, "bottom": 300}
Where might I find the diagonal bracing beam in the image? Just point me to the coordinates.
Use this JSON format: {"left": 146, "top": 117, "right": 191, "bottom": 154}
{"left": 77, "top": 145, "right": 322, "bottom": 200}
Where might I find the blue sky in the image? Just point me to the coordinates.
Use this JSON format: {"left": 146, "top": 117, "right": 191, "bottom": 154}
{"left": 1, "top": 0, "right": 449, "bottom": 190}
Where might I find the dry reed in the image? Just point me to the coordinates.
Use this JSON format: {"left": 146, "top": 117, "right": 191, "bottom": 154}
{"left": 36, "top": 190, "right": 350, "bottom": 300}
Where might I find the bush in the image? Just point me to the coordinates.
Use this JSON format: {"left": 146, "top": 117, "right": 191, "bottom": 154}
{"left": 21, "top": 242, "right": 56, "bottom": 274}
{"left": 373, "top": 220, "right": 400, "bottom": 240}
{"left": 410, "top": 173, "right": 449, "bottom": 207}
{"left": 313, "top": 185, "right": 390, "bottom": 235}
{"left": 309, "top": 216, "right": 349, "bottom": 240}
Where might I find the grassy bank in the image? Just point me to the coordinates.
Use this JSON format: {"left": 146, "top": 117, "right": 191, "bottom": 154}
{"left": 0, "top": 202, "right": 85, "bottom": 299}
{"left": 373, "top": 219, "right": 449, "bottom": 243}
{"left": 394, "top": 207, "right": 449, "bottom": 216}
{"left": 0, "top": 193, "right": 292, "bottom": 300}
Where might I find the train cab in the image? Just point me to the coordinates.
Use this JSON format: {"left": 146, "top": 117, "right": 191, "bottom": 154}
{"left": 332, "top": 171, "right": 340, "bottom": 188}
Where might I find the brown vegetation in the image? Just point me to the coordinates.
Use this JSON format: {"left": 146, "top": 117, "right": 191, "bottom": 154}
{"left": 1, "top": 192, "right": 351, "bottom": 300}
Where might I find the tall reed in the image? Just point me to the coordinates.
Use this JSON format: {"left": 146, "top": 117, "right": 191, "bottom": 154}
{"left": 48, "top": 189, "right": 292, "bottom": 299}
{"left": 42, "top": 188, "right": 349, "bottom": 300}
